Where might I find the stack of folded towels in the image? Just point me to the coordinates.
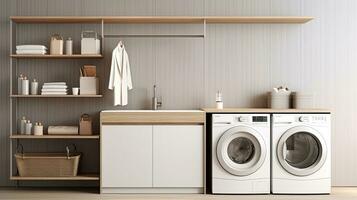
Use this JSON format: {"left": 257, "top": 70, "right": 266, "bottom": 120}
{"left": 41, "top": 82, "right": 68, "bottom": 95}
{"left": 16, "top": 45, "right": 47, "bottom": 55}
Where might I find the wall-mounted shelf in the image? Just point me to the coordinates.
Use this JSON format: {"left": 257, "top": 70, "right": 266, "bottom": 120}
{"left": 10, "top": 54, "right": 103, "bottom": 59}
{"left": 10, "top": 95, "right": 103, "bottom": 98}
{"left": 10, "top": 174, "right": 99, "bottom": 181}
{"left": 10, "top": 16, "right": 314, "bottom": 24}
{"left": 10, "top": 135, "right": 100, "bottom": 139}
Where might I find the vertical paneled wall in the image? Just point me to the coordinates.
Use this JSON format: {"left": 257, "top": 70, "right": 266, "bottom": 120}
{"left": 0, "top": 0, "right": 356, "bottom": 186}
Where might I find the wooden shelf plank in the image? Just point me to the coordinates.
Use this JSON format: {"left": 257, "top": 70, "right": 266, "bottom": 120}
{"left": 205, "top": 16, "right": 314, "bottom": 24}
{"left": 10, "top": 135, "right": 99, "bottom": 139}
{"left": 10, "top": 16, "right": 314, "bottom": 24}
{"left": 10, "top": 175, "right": 99, "bottom": 181}
{"left": 10, "top": 54, "right": 103, "bottom": 59}
{"left": 10, "top": 95, "right": 103, "bottom": 98}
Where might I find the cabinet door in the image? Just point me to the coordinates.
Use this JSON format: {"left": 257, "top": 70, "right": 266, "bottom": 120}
{"left": 102, "top": 125, "right": 152, "bottom": 188}
{"left": 153, "top": 125, "right": 203, "bottom": 188}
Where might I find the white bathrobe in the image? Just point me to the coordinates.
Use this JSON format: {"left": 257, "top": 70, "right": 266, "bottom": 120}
{"left": 108, "top": 42, "right": 133, "bottom": 106}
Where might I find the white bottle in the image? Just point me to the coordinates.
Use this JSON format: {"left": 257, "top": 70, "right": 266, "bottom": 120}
{"left": 65, "top": 37, "right": 73, "bottom": 55}
{"left": 20, "top": 116, "right": 27, "bottom": 134}
{"left": 17, "top": 74, "right": 23, "bottom": 95}
{"left": 22, "top": 76, "right": 29, "bottom": 95}
{"left": 31, "top": 79, "right": 38, "bottom": 95}
{"left": 34, "top": 122, "right": 43, "bottom": 136}
{"left": 25, "top": 120, "right": 32, "bottom": 135}
{"left": 216, "top": 91, "right": 223, "bottom": 109}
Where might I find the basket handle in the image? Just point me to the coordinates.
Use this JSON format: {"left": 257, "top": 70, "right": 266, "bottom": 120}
{"left": 16, "top": 143, "right": 24, "bottom": 159}
{"left": 66, "top": 144, "right": 77, "bottom": 160}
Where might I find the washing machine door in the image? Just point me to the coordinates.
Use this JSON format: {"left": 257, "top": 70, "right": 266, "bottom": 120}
{"left": 277, "top": 126, "right": 327, "bottom": 176}
{"left": 216, "top": 126, "right": 267, "bottom": 176}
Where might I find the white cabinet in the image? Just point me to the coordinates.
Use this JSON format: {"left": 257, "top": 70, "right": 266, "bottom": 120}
{"left": 101, "top": 125, "right": 153, "bottom": 188}
{"left": 101, "top": 124, "right": 203, "bottom": 193}
{"left": 153, "top": 125, "right": 203, "bottom": 188}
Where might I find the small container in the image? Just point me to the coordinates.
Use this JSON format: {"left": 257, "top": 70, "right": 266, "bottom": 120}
{"left": 20, "top": 116, "right": 27, "bottom": 135}
{"left": 72, "top": 87, "right": 79, "bottom": 95}
{"left": 34, "top": 122, "right": 43, "bottom": 136}
{"left": 65, "top": 37, "right": 73, "bottom": 55}
{"left": 30, "top": 79, "right": 38, "bottom": 95}
{"left": 81, "top": 31, "right": 101, "bottom": 55}
{"left": 18, "top": 74, "right": 23, "bottom": 95}
{"left": 25, "top": 120, "right": 32, "bottom": 135}
{"left": 21, "top": 77, "right": 29, "bottom": 95}
{"left": 80, "top": 77, "right": 99, "bottom": 95}
{"left": 216, "top": 91, "right": 223, "bottom": 109}
{"left": 50, "top": 34, "right": 63, "bottom": 55}
{"left": 79, "top": 114, "right": 92, "bottom": 135}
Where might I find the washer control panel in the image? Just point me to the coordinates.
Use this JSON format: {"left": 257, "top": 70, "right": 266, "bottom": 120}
{"left": 213, "top": 114, "right": 270, "bottom": 125}
{"left": 273, "top": 114, "right": 330, "bottom": 125}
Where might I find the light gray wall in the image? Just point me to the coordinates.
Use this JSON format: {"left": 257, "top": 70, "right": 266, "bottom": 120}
{"left": 0, "top": 0, "right": 356, "bottom": 186}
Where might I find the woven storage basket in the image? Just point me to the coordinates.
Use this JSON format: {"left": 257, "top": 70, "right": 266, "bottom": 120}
{"left": 15, "top": 145, "right": 80, "bottom": 177}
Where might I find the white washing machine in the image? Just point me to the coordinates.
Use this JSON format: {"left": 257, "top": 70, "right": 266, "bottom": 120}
{"left": 212, "top": 114, "right": 270, "bottom": 194}
{"left": 271, "top": 113, "right": 331, "bottom": 194}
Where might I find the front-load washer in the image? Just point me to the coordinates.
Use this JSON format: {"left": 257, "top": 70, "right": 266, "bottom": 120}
{"left": 272, "top": 113, "right": 331, "bottom": 194}
{"left": 212, "top": 114, "right": 270, "bottom": 194}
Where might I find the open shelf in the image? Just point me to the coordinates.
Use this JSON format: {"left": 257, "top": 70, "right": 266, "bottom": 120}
{"left": 10, "top": 94, "right": 103, "bottom": 98}
{"left": 10, "top": 54, "right": 103, "bottom": 59}
{"left": 10, "top": 135, "right": 100, "bottom": 139}
{"left": 10, "top": 174, "right": 99, "bottom": 181}
{"left": 10, "top": 16, "right": 314, "bottom": 24}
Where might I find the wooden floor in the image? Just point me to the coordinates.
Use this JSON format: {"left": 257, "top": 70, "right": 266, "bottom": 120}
{"left": 0, "top": 187, "right": 356, "bottom": 200}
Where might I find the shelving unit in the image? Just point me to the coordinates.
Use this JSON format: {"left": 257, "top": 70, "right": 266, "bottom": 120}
{"left": 9, "top": 16, "right": 104, "bottom": 186}
{"left": 9, "top": 15, "right": 313, "bottom": 191}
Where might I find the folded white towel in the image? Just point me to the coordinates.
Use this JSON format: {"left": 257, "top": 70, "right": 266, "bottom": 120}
{"left": 43, "top": 82, "right": 66, "bottom": 85}
{"left": 42, "top": 85, "right": 68, "bottom": 89}
{"left": 16, "top": 45, "right": 47, "bottom": 50}
{"left": 16, "top": 49, "right": 47, "bottom": 55}
{"left": 41, "top": 89, "right": 68, "bottom": 92}
{"left": 41, "top": 92, "right": 67, "bottom": 95}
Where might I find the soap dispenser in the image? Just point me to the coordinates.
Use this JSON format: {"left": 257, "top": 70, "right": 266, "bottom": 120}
{"left": 216, "top": 91, "right": 223, "bottom": 109}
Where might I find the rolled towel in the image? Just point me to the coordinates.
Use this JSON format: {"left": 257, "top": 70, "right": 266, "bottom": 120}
{"left": 16, "top": 45, "right": 47, "bottom": 50}
{"left": 48, "top": 126, "right": 78, "bottom": 135}
{"left": 16, "top": 49, "right": 47, "bottom": 55}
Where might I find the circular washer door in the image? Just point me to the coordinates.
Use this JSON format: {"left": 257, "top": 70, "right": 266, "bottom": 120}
{"left": 217, "top": 126, "right": 267, "bottom": 176}
{"left": 277, "top": 126, "right": 327, "bottom": 176}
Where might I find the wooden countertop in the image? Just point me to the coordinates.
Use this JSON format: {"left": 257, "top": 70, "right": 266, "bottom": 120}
{"left": 201, "top": 108, "right": 331, "bottom": 114}
{"left": 100, "top": 110, "right": 205, "bottom": 125}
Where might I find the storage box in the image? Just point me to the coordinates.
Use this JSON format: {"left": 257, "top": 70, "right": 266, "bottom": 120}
{"left": 292, "top": 92, "right": 315, "bottom": 109}
{"left": 81, "top": 31, "right": 101, "bottom": 55}
{"left": 268, "top": 92, "right": 291, "bottom": 109}
{"left": 80, "top": 77, "right": 99, "bottom": 95}
{"left": 79, "top": 114, "right": 92, "bottom": 135}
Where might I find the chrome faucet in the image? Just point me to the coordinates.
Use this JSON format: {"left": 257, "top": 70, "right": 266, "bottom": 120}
{"left": 152, "top": 85, "right": 162, "bottom": 110}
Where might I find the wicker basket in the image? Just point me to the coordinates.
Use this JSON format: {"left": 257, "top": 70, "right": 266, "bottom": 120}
{"left": 15, "top": 145, "right": 81, "bottom": 177}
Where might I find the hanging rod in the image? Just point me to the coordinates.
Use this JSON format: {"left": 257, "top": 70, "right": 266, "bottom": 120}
{"left": 103, "top": 34, "right": 205, "bottom": 38}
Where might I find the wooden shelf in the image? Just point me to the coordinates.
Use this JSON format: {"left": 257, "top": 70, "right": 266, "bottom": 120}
{"left": 10, "top": 16, "right": 314, "bottom": 24}
{"left": 10, "top": 174, "right": 99, "bottom": 181}
{"left": 10, "top": 135, "right": 99, "bottom": 139}
{"left": 10, "top": 54, "right": 103, "bottom": 59}
{"left": 10, "top": 95, "right": 103, "bottom": 98}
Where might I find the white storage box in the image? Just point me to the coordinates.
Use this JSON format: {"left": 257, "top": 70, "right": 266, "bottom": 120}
{"left": 81, "top": 31, "right": 101, "bottom": 55}
{"left": 268, "top": 92, "right": 291, "bottom": 109}
{"left": 80, "top": 77, "right": 99, "bottom": 95}
{"left": 293, "top": 92, "right": 315, "bottom": 109}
